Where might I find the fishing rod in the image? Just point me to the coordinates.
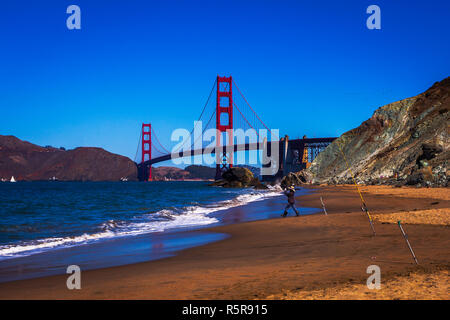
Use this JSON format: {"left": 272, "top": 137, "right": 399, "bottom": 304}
{"left": 336, "top": 140, "right": 376, "bottom": 236}
{"left": 397, "top": 220, "right": 419, "bottom": 265}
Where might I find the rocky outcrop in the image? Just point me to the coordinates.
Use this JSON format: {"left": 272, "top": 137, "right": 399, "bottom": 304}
{"left": 210, "top": 167, "right": 268, "bottom": 189}
{"left": 306, "top": 77, "right": 449, "bottom": 187}
{"left": 0, "top": 135, "right": 137, "bottom": 181}
{"left": 280, "top": 172, "right": 302, "bottom": 189}
{"left": 236, "top": 165, "right": 261, "bottom": 178}
{"left": 280, "top": 170, "right": 313, "bottom": 189}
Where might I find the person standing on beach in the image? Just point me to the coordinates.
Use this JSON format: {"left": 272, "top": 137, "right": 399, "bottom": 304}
{"left": 282, "top": 186, "right": 299, "bottom": 217}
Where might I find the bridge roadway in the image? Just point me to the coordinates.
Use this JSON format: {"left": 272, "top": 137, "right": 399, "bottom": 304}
{"left": 138, "top": 137, "right": 336, "bottom": 167}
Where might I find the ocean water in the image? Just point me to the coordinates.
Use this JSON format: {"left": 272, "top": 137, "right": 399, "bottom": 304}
{"left": 0, "top": 181, "right": 281, "bottom": 261}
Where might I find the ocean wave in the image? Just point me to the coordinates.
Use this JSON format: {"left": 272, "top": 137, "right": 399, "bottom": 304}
{"left": 0, "top": 188, "right": 281, "bottom": 260}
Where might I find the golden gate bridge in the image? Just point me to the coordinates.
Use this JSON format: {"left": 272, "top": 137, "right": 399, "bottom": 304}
{"left": 135, "top": 75, "right": 336, "bottom": 181}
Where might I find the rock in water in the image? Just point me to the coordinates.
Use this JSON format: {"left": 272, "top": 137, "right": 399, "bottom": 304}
{"left": 306, "top": 77, "right": 449, "bottom": 187}
{"left": 210, "top": 167, "right": 268, "bottom": 189}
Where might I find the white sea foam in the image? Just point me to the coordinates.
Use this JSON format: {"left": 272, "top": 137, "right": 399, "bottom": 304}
{"left": 0, "top": 189, "right": 281, "bottom": 260}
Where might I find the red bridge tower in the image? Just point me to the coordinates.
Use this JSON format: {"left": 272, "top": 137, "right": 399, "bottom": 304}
{"left": 142, "top": 123, "right": 152, "bottom": 181}
{"left": 215, "top": 76, "right": 233, "bottom": 180}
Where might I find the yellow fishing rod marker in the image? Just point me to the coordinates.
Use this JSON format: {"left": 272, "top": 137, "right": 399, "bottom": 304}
{"left": 336, "top": 140, "right": 376, "bottom": 236}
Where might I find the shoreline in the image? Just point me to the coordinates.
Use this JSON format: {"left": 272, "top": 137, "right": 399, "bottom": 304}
{"left": 0, "top": 188, "right": 291, "bottom": 283}
{"left": 0, "top": 185, "right": 448, "bottom": 299}
{"left": 0, "top": 183, "right": 287, "bottom": 271}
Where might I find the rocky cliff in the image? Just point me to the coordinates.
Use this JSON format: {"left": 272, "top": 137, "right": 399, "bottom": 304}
{"left": 0, "top": 135, "right": 137, "bottom": 181}
{"left": 306, "top": 77, "right": 449, "bottom": 187}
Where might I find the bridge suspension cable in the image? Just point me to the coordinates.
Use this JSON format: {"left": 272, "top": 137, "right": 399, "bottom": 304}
{"left": 151, "top": 139, "right": 165, "bottom": 155}
{"left": 232, "top": 79, "right": 278, "bottom": 140}
{"left": 233, "top": 101, "right": 261, "bottom": 139}
{"left": 134, "top": 130, "right": 142, "bottom": 163}
{"left": 173, "top": 78, "right": 218, "bottom": 153}
{"left": 151, "top": 126, "right": 170, "bottom": 154}
{"left": 190, "top": 110, "right": 216, "bottom": 151}
{"left": 139, "top": 77, "right": 279, "bottom": 164}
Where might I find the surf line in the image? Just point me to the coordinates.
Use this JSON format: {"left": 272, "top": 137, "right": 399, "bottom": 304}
{"left": 336, "top": 140, "right": 376, "bottom": 236}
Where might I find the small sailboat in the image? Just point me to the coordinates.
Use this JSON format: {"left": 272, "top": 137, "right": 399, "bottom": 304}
{"left": 10, "top": 176, "right": 17, "bottom": 183}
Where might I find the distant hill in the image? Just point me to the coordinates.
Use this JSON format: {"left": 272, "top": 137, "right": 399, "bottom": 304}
{"left": 152, "top": 165, "right": 215, "bottom": 181}
{"left": 183, "top": 165, "right": 260, "bottom": 180}
{"left": 152, "top": 166, "right": 191, "bottom": 180}
{"left": 0, "top": 135, "right": 264, "bottom": 182}
{"left": 0, "top": 135, "right": 137, "bottom": 181}
{"left": 152, "top": 165, "right": 261, "bottom": 181}
{"left": 185, "top": 165, "right": 215, "bottom": 180}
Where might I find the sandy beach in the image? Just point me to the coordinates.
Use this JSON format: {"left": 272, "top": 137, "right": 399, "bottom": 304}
{"left": 0, "top": 185, "right": 448, "bottom": 300}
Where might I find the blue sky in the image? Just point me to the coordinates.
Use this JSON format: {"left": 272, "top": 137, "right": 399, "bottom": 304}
{"left": 1, "top": 0, "right": 449, "bottom": 165}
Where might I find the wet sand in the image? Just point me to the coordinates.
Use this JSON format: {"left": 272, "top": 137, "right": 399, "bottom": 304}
{"left": 0, "top": 185, "right": 448, "bottom": 299}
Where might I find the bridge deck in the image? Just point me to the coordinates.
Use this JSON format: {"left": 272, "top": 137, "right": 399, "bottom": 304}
{"left": 138, "top": 138, "right": 336, "bottom": 167}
